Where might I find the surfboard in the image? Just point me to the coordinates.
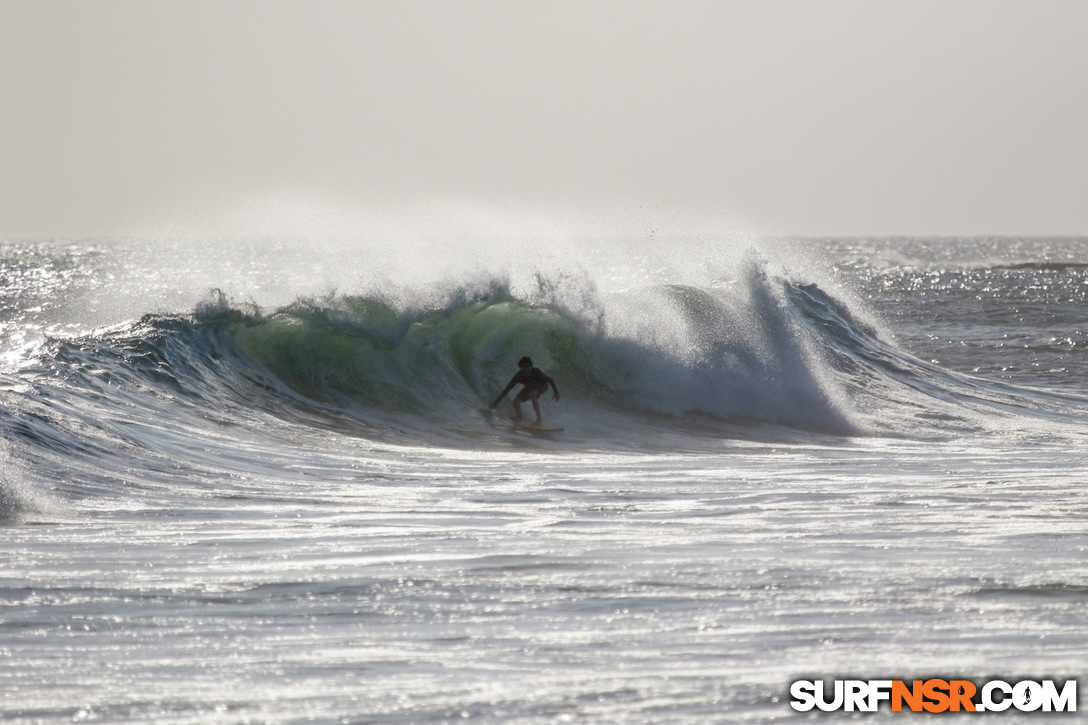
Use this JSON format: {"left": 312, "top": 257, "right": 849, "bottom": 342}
{"left": 511, "top": 419, "right": 564, "bottom": 434}
{"left": 481, "top": 408, "right": 563, "bottom": 434}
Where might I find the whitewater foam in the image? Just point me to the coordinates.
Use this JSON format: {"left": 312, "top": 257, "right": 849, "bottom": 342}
{"left": 0, "top": 443, "right": 57, "bottom": 521}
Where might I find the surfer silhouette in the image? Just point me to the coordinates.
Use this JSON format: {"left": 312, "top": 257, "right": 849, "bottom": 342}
{"left": 490, "top": 356, "right": 560, "bottom": 426}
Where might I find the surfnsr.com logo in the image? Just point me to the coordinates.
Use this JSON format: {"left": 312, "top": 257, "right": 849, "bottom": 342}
{"left": 790, "top": 679, "right": 1077, "bottom": 713}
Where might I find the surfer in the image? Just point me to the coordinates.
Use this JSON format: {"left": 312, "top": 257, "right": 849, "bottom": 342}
{"left": 490, "top": 356, "right": 560, "bottom": 426}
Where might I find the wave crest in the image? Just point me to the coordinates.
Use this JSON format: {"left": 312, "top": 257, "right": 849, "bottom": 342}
{"left": 199, "top": 259, "right": 857, "bottom": 435}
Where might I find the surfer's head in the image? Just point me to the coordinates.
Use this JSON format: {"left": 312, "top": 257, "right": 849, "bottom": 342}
{"left": 518, "top": 356, "right": 532, "bottom": 369}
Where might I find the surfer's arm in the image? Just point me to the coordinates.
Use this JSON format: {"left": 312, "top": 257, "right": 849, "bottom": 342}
{"left": 490, "top": 375, "right": 520, "bottom": 407}
{"left": 547, "top": 375, "right": 560, "bottom": 401}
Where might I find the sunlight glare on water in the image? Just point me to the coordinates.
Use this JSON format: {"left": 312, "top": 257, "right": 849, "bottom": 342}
{"left": 1, "top": 237, "right": 1087, "bottom": 722}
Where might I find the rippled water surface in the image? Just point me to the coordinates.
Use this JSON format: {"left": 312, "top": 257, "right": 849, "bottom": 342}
{"left": 2, "top": 237, "right": 1087, "bottom": 722}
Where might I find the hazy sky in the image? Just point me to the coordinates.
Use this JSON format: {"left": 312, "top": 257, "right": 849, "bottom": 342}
{"left": 2, "top": 0, "right": 1087, "bottom": 238}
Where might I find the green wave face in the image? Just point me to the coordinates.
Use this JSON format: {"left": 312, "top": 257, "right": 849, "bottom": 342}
{"left": 201, "top": 265, "right": 875, "bottom": 437}
{"left": 227, "top": 296, "right": 598, "bottom": 417}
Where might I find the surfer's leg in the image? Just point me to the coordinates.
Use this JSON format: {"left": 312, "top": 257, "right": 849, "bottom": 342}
{"left": 529, "top": 392, "right": 542, "bottom": 424}
{"left": 512, "top": 389, "right": 530, "bottom": 421}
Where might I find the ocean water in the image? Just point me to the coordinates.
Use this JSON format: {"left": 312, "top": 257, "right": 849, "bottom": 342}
{"left": 1, "top": 234, "right": 1086, "bottom": 723}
